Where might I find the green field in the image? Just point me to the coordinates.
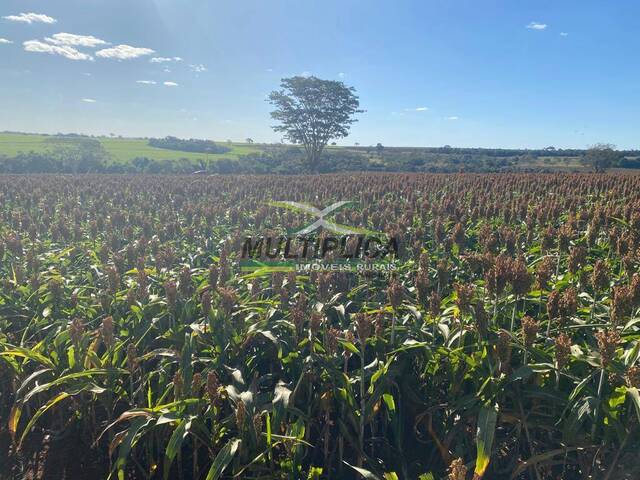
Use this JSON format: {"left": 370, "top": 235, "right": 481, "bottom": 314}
{"left": 0, "top": 133, "right": 260, "bottom": 162}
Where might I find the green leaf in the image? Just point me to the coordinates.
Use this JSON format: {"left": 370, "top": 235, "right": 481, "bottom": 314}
{"left": 114, "top": 417, "right": 152, "bottom": 480}
{"left": 18, "top": 391, "right": 71, "bottom": 448}
{"left": 382, "top": 394, "right": 396, "bottom": 413}
{"left": 474, "top": 403, "right": 498, "bottom": 479}
{"left": 418, "top": 474, "right": 435, "bottom": 480}
{"left": 163, "top": 418, "right": 192, "bottom": 480}
{"left": 205, "top": 438, "right": 241, "bottom": 480}
{"left": 0, "top": 348, "right": 55, "bottom": 369}
{"left": 8, "top": 404, "right": 22, "bottom": 442}
{"left": 340, "top": 340, "right": 360, "bottom": 355}
{"left": 344, "top": 461, "right": 381, "bottom": 479}
{"left": 627, "top": 387, "right": 640, "bottom": 424}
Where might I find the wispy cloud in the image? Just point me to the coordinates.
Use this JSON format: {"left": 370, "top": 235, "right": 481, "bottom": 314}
{"left": 136, "top": 80, "right": 157, "bottom": 85}
{"left": 560, "top": 32, "right": 569, "bottom": 37}
{"left": 163, "top": 81, "right": 179, "bottom": 87}
{"left": 189, "top": 64, "right": 207, "bottom": 73}
{"left": 526, "top": 22, "right": 548, "bottom": 30}
{"left": 150, "top": 56, "right": 182, "bottom": 63}
{"left": 404, "top": 107, "right": 428, "bottom": 112}
{"left": 81, "top": 98, "right": 96, "bottom": 103}
{"left": 338, "top": 72, "right": 346, "bottom": 78}
{"left": 3, "top": 12, "right": 56, "bottom": 24}
{"left": 23, "top": 40, "right": 93, "bottom": 61}
{"left": 96, "top": 44, "right": 154, "bottom": 60}
{"left": 45, "top": 33, "right": 108, "bottom": 48}
{"left": 446, "top": 116, "right": 459, "bottom": 120}
{"left": 0, "top": 38, "right": 12, "bottom": 44}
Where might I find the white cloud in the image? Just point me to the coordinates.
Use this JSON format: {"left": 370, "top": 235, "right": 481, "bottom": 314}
{"left": 163, "top": 81, "right": 179, "bottom": 87}
{"left": 300, "top": 71, "right": 312, "bottom": 78}
{"left": 405, "top": 107, "right": 428, "bottom": 112}
{"left": 136, "top": 80, "right": 157, "bottom": 85}
{"left": 560, "top": 32, "right": 569, "bottom": 37}
{"left": 446, "top": 116, "right": 459, "bottom": 120}
{"left": 189, "top": 63, "right": 207, "bottom": 73}
{"left": 3, "top": 12, "right": 56, "bottom": 24}
{"left": 96, "top": 44, "right": 154, "bottom": 60}
{"left": 150, "top": 56, "right": 182, "bottom": 63}
{"left": 82, "top": 98, "right": 96, "bottom": 103}
{"left": 526, "top": 22, "right": 548, "bottom": 30}
{"left": 338, "top": 72, "right": 346, "bottom": 78}
{"left": 45, "top": 33, "right": 108, "bottom": 48}
{"left": 0, "top": 38, "right": 12, "bottom": 44}
{"left": 23, "top": 40, "right": 93, "bottom": 61}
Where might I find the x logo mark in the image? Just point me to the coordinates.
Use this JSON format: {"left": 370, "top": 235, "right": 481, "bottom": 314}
{"left": 270, "top": 201, "right": 362, "bottom": 235}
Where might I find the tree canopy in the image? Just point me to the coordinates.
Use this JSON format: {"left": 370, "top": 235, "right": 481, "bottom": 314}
{"left": 268, "top": 76, "right": 362, "bottom": 171}
{"left": 582, "top": 143, "right": 621, "bottom": 172}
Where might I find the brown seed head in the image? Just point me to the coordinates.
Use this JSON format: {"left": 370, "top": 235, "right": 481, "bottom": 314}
{"left": 592, "top": 260, "right": 610, "bottom": 292}
{"left": 448, "top": 457, "right": 468, "bottom": 480}
{"left": 354, "top": 313, "right": 373, "bottom": 344}
{"left": 521, "top": 316, "right": 539, "bottom": 347}
{"left": 387, "top": 279, "right": 403, "bottom": 310}
{"left": 126, "top": 343, "right": 138, "bottom": 372}
{"left": 201, "top": 289, "right": 212, "bottom": 316}
{"left": 454, "top": 283, "right": 474, "bottom": 315}
{"left": 206, "top": 371, "right": 220, "bottom": 407}
{"left": 625, "top": 366, "right": 640, "bottom": 388}
{"left": 164, "top": 280, "right": 177, "bottom": 309}
{"left": 596, "top": 329, "right": 620, "bottom": 367}
{"left": 101, "top": 316, "right": 114, "bottom": 348}
{"left": 69, "top": 317, "right": 85, "bottom": 346}
{"left": 173, "top": 370, "right": 183, "bottom": 400}
{"left": 555, "top": 333, "right": 572, "bottom": 369}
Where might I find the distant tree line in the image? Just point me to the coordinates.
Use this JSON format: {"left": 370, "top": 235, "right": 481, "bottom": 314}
{"left": 1, "top": 142, "right": 639, "bottom": 174}
{"left": 148, "top": 136, "right": 230, "bottom": 154}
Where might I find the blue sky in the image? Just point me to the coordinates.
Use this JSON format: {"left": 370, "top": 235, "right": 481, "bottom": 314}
{"left": 0, "top": 0, "right": 638, "bottom": 149}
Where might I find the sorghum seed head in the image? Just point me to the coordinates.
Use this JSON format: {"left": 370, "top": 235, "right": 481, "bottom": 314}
{"left": 69, "top": 317, "right": 85, "bottom": 346}
{"left": 310, "top": 311, "right": 323, "bottom": 335}
{"left": 547, "top": 290, "right": 560, "bottom": 320}
{"left": 625, "top": 366, "right": 640, "bottom": 388}
{"left": 592, "top": 260, "right": 610, "bottom": 292}
{"left": 206, "top": 371, "right": 220, "bottom": 407}
{"left": 448, "top": 457, "right": 468, "bottom": 480}
{"left": 126, "top": 343, "right": 138, "bottom": 372}
{"left": 596, "top": 329, "right": 620, "bottom": 367}
{"left": 101, "top": 316, "right": 114, "bottom": 348}
{"left": 164, "top": 280, "right": 177, "bottom": 309}
{"left": 555, "top": 333, "right": 572, "bottom": 369}
{"left": 201, "top": 290, "right": 212, "bottom": 317}
{"left": 173, "top": 371, "right": 183, "bottom": 400}
{"left": 387, "top": 279, "right": 403, "bottom": 310}
{"left": 354, "top": 313, "right": 373, "bottom": 344}
{"left": 521, "top": 316, "right": 539, "bottom": 347}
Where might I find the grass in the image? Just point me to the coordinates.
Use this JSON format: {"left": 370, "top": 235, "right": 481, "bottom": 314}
{"left": 0, "top": 133, "right": 261, "bottom": 163}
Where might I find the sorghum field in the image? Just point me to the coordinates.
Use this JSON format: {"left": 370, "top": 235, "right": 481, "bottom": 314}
{"left": 1, "top": 173, "right": 640, "bottom": 480}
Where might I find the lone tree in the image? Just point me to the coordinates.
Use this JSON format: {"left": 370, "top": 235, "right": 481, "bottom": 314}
{"left": 268, "top": 76, "right": 362, "bottom": 171}
{"left": 582, "top": 143, "right": 620, "bottom": 173}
